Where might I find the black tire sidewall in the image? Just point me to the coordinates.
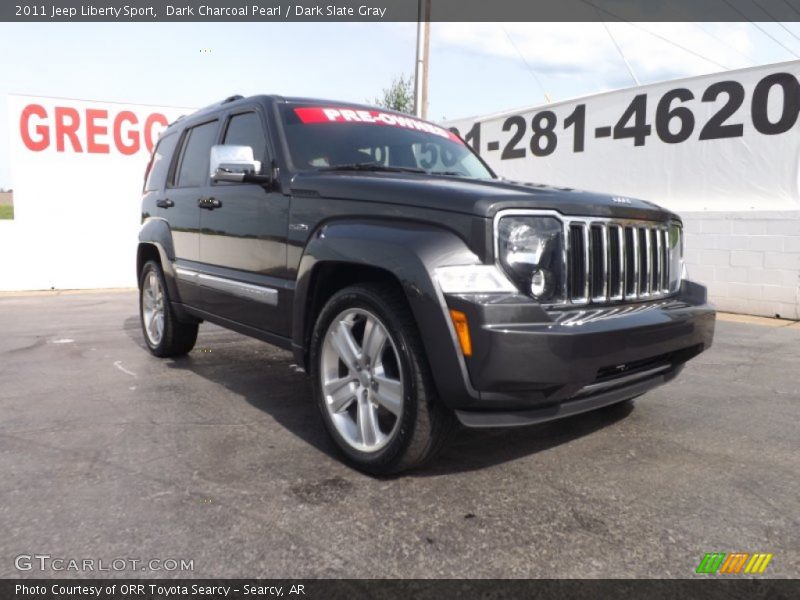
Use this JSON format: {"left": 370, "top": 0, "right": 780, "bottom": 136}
{"left": 310, "top": 286, "right": 421, "bottom": 472}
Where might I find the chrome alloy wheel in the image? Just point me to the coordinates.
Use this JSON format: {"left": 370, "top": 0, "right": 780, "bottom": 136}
{"left": 320, "top": 308, "right": 404, "bottom": 453}
{"left": 141, "top": 270, "right": 165, "bottom": 346}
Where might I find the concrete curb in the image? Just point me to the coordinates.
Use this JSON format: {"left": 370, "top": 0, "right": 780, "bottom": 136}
{"left": 716, "top": 312, "right": 799, "bottom": 328}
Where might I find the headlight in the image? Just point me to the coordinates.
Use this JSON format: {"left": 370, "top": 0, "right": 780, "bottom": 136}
{"left": 497, "top": 216, "right": 565, "bottom": 302}
{"left": 668, "top": 222, "right": 683, "bottom": 292}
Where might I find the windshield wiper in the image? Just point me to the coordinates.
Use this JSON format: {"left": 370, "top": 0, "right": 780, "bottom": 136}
{"left": 319, "top": 162, "right": 476, "bottom": 178}
{"left": 318, "top": 161, "right": 427, "bottom": 174}
{"left": 427, "top": 170, "right": 467, "bottom": 177}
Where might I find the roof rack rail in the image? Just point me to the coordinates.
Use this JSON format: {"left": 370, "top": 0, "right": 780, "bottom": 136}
{"left": 193, "top": 95, "right": 245, "bottom": 115}
{"left": 166, "top": 114, "right": 186, "bottom": 127}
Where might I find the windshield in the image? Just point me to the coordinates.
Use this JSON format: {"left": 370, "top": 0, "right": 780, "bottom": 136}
{"left": 278, "top": 104, "right": 494, "bottom": 179}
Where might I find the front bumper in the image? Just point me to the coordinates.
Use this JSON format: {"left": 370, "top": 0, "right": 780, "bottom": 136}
{"left": 442, "top": 280, "right": 715, "bottom": 426}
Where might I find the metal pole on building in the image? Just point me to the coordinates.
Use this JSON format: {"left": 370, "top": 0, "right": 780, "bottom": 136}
{"left": 414, "top": 0, "right": 431, "bottom": 118}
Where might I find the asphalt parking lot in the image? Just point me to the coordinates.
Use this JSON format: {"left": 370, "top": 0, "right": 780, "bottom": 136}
{"left": 1, "top": 290, "right": 798, "bottom": 579}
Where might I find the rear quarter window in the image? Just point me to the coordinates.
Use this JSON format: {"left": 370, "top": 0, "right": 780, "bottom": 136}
{"left": 144, "top": 133, "right": 179, "bottom": 192}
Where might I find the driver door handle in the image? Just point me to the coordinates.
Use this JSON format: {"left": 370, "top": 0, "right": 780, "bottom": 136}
{"left": 198, "top": 196, "right": 222, "bottom": 210}
{"left": 156, "top": 198, "right": 174, "bottom": 209}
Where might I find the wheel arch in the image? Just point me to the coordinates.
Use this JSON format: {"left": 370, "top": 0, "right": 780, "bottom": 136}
{"left": 293, "top": 218, "right": 481, "bottom": 406}
{"left": 137, "top": 217, "right": 194, "bottom": 321}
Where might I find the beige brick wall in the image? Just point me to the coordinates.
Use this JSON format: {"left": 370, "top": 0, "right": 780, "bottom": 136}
{"left": 0, "top": 191, "right": 13, "bottom": 207}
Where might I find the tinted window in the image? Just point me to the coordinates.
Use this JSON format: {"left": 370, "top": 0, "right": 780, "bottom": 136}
{"left": 278, "top": 104, "right": 493, "bottom": 179}
{"left": 176, "top": 120, "right": 218, "bottom": 188}
{"left": 144, "top": 133, "right": 178, "bottom": 192}
{"left": 223, "top": 112, "right": 268, "bottom": 171}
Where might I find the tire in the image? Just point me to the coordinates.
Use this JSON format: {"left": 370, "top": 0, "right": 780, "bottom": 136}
{"left": 139, "top": 260, "right": 198, "bottom": 357}
{"left": 310, "top": 283, "right": 455, "bottom": 475}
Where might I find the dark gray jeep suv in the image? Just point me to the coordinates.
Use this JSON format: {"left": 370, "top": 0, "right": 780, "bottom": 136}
{"left": 137, "top": 94, "right": 715, "bottom": 474}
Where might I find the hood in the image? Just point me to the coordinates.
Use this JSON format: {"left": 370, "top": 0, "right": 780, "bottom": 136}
{"left": 289, "top": 171, "right": 678, "bottom": 222}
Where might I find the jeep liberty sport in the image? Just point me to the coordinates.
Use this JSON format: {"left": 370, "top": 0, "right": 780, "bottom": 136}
{"left": 137, "top": 94, "right": 715, "bottom": 474}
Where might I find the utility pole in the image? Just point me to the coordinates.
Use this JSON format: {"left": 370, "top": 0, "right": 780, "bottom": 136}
{"left": 413, "top": 0, "right": 431, "bottom": 119}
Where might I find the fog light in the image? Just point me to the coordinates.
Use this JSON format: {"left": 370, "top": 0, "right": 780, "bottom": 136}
{"left": 530, "top": 269, "right": 552, "bottom": 298}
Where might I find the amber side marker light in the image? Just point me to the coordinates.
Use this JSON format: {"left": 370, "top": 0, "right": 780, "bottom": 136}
{"left": 449, "top": 309, "right": 473, "bottom": 357}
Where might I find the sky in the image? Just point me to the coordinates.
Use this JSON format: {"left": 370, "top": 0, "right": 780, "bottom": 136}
{"left": 1, "top": 20, "right": 800, "bottom": 187}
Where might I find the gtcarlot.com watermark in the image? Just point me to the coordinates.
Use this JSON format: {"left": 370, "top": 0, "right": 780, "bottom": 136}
{"left": 15, "top": 554, "right": 194, "bottom": 573}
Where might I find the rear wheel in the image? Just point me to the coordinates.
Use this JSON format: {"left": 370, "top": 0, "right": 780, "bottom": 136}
{"left": 139, "top": 260, "right": 198, "bottom": 357}
{"left": 310, "top": 283, "right": 454, "bottom": 475}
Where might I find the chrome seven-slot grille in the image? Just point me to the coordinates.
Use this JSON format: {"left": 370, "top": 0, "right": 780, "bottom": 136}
{"left": 565, "top": 219, "right": 673, "bottom": 305}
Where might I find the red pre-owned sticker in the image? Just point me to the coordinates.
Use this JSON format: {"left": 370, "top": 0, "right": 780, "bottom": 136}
{"left": 293, "top": 107, "right": 462, "bottom": 143}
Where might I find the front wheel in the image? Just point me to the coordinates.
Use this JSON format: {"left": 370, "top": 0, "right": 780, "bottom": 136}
{"left": 310, "top": 283, "right": 454, "bottom": 475}
{"left": 139, "top": 260, "right": 198, "bottom": 357}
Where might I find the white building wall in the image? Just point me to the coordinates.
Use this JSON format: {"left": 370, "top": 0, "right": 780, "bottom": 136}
{"left": 683, "top": 211, "right": 800, "bottom": 319}
{"left": 1, "top": 95, "right": 194, "bottom": 291}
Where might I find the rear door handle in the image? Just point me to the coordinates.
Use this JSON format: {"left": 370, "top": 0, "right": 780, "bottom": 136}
{"left": 156, "top": 198, "right": 174, "bottom": 209}
{"left": 198, "top": 197, "right": 222, "bottom": 210}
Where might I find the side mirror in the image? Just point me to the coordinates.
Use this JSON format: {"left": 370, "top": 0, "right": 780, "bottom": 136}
{"left": 210, "top": 145, "right": 262, "bottom": 183}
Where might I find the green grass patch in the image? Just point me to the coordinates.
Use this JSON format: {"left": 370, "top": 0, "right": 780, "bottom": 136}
{"left": 0, "top": 205, "right": 13, "bottom": 220}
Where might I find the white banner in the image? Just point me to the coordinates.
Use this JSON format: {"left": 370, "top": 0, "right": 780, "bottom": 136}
{"left": 444, "top": 60, "right": 800, "bottom": 213}
{"left": 1, "top": 95, "right": 194, "bottom": 290}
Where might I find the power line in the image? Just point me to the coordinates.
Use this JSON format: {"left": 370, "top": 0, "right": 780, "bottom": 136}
{"left": 625, "top": 23, "right": 732, "bottom": 70}
{"left": 780, "top": 0, "right": 800, "bottom": 19}
{"left": 578, "top": 0, "right": 732, "bottom": 70}
{"left": 693, "top": 23, "right": 756, "bottom": 66}
{"left": 499, "top": 25, "right": 550, "bottom": 103}
{"left": 719, "top": 0, "right": 800, "bottom": 58}
{"left": 750, "top": 0, "right": 800, "bottom": 44}
{"left": 600, "top": 20, "right": 640, "bottom": 85}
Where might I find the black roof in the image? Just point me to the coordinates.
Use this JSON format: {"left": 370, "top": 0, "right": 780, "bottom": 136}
{"left": 166, "top": 94, "right": 423, "bottom": 130}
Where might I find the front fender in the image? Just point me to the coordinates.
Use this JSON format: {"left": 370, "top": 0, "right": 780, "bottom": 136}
{"left": 293, "top": 218, "right": 483, "bottom": 406}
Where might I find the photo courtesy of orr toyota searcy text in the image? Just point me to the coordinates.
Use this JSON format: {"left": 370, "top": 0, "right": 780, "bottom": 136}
{"left": 15, "top": 584, "right": 299, "bottom": 597}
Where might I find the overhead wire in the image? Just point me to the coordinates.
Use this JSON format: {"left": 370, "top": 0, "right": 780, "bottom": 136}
{"left": 749, "top": 0, "right": 800, "bottom": 44}
{"left": 599, "top": 19, "right": 641, "bottom": 85}
{"left": 692, "top": 23, "right": 757, "bottom": 66}
{"left": 499, "top": 25, "right": 551, "bottom": 102}
{"left": 719, "top": 0, "right": 800, "bottom": 57}
{"left": 779, "top": 0, "right": 800, "bottom": 19}
{"left": 578, "top": 0, "right": 732, "bottom": 70}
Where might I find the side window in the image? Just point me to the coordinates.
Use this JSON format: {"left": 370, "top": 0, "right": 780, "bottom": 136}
{"left": 222, "top": 112, "right": 269, "bottom": 172}
{"left": 144, "top": 133, "right": 178, "bottom": 192}
{"left": 175, "top": 120, "right": 219, "bottom": 188}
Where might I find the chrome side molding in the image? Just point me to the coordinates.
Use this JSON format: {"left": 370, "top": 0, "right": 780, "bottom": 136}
{"left": 175, "top": 267, "right": 278, "bottom": 306}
